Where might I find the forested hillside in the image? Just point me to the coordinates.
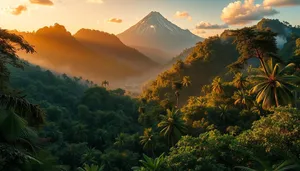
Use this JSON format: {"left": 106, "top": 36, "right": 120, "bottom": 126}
{"left": 142, "top": 19, "right": 300, "bottom": 107}
{"left": 1, "top": 17, "right": 300, "bottom": 171}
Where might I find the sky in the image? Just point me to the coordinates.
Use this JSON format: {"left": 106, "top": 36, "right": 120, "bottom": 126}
{"left": 0, "top": 0, "right": 300, "bottom": 37}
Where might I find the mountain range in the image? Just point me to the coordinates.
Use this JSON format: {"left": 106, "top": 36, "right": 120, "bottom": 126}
{"left": 11, "top": 11, "right": 204, "bottom": 87}
{"left": 118, "top": 11, "right": 203, "bottom": 63}
{"left": 13, "top": 24, "right": 159, "bottom": 86}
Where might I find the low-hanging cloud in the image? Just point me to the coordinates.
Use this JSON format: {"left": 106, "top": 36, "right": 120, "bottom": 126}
{"left": 11, "top": 5, "right": 27, "bottom": 15}
{"left": 175, "top": 11, "right": 192, "bottom": 21}
{"left": 194, "top": 30, "right": 206, "bottom": 35}
{"left": 196, "top": 22, "right": 229, "bottom": 29}
{"left": 221, "top": 0, "right": 278, "bottom": 25}
{"left": 107, "top": 18, "right": 123, "bottom": 23}
{"left": 30, "top": 0, "right": 54, "bottom": 6}
{"left": 264, "top": 0, "right": 300, "bottom": 7}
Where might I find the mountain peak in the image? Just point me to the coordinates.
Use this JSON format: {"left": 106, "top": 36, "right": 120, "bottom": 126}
{"left": 118, "top": 11, "right": 203, "bottom": 58}
{"left": 147, "top": 11, "right": 163, "bottom": 17}
{"left": 36, "top": 23, "right": 72, "bottom": 37}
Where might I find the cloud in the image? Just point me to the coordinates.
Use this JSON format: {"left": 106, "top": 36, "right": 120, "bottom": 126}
{"left": 194, "top": 30, "right": 206, "bottom": 34}
{"left": 11, "top": 5, "right": 27, "bottom": 15}
{"left": 263, "top": 0, "right": 300, "bottom": 7}
{"left": 87, "top": 0, "right": 104, "bottom": 4}
{"left": 196, "top": 22, "right": 229, "bottom": 29}
{"left": 30, "top": 0, "right": 54, "bottom": 6}
{"left": 221, "top": 0, "right": 278, "bottom": 25}
{"left": 107, "top": 18, "right": 123, "bottom": 23}
{"left": 175, "top": 11, "right": 192, "bottom": 21}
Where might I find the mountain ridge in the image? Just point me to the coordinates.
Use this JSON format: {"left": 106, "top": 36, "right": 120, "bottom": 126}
{"left": 12, "top": 23, "right": 159, "bottom": 87}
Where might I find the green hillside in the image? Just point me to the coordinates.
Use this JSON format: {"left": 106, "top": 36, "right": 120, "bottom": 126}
{"left": 1, "top": 18, "right": 300, "bottom": 171}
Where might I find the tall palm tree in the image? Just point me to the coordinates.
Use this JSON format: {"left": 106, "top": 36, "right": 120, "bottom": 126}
{"left": 250, "top": 61, "right": 300, "bottom": 109}
{"left": 101, "top": 80, "right": 109, "bottom": 88}
{"left": 212, "top": 76, "right": 224, "bottom": 94}
{"left": 181, "top": 76, "right": 192, "bottom": 87}
{"left": 140, "top": 128, "right": 156, "bottom": 156}
{"left": 158, "top": 108, "right": 186, "bottom": 146}
{"left": 172, "top": 82, "right": 183, "bottom": 108}
{"left": 233, "top": 73, "right": 248, "bottom": 90}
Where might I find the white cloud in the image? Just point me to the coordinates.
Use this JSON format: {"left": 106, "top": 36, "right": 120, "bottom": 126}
{"left": 87, "top": 0, "right": 103, "bottom": 4}
{"left": 175, "top": 11, "right": 192, "bottom": 21}
{"left": 221, "top": 0, "right": 278, "bottom": 25}
{"left": 196, "top": 22, "right": 228, "bottom": 29}
{"left": 264, "top": 0, "right": 300, "bottom": 7}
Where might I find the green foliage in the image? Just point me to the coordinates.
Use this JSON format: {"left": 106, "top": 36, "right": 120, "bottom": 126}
{"left": 235, "top": 159, "right": 300, "bottom": 171}
{"left": 3, "top": 19, "right": 300, "bottom": 171}
{"left": 158, "top": 109, "right": 186, "bottom": 146}
{"left": 142, "top": 36, "right": 238, "bottom": 107}
{"left": 238, "top": 107, "right": 300, "bottom": 158}
{"left": 77, "top": 164, "right": 104, "bottom": 171}
{"left": 296, "top": 38, "right": 300, "bottom": 56}
{"left": 250, "top": 61, "right": 299, "bottom": 109}
{"left": 228, "top": 27, "right": 278, "bottom": 73}
{"left": 0, "top": 28, "right": 35, "bottom": 89}
{"left": 132, "top": 153, "right": 169, "bottom": 171}
{"left": 166, "top": 130, "right": 240, "bottom": 171}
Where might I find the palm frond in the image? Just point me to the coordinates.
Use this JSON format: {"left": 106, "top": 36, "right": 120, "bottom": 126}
{"left": 0, "top": 94, "right": 45, "bottom": 126}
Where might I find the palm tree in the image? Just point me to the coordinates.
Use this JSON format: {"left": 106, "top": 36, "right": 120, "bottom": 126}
{"left": 250, "top": 61, "right": 300, "bottom": 109}
{"left": 233, "top": 73, "right": 248, "bottom": 90}
{"left": 114, "top": 133, "right": 127, "bottom": 147}
{"left": 140, "top": 128, "right": 156, "bottom": 156}
{"left": 233, "top": 90, "right": 253, "bottom": 109}
{"left": 201, "top": 85, "right": 211, "bottom": 95}
{"left": 132, "top": 153, "right": 168, "bottom": 171}
{"left": 181, "top": 76, "right": 192, "bottom": 87}
{"left": 101, "top": 80, "right": 109, "bottom": 88}
{"left": 173, "top": 60, "right": 185, "bottom": 73}
{"left": 77, "top": 164, "right": 104, "bottom": 171}
{"left": 172, "top": 82, "right": 183, "bottom": 108}
{"left": 158, "top": 108, "right": 186, "bottom": 146}
{"left": 212, "top": 76, "right": 224, "bottom": 94}
{"left": 217, "top": 104, "right": 230, "bottom": 122}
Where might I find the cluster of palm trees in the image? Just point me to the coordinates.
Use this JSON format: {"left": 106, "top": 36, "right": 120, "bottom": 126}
{"left": 101, "top": 80, "right": 109, "bottom": 88}
{"left": 139, "top": 108, "right": 187, "bottom": 156}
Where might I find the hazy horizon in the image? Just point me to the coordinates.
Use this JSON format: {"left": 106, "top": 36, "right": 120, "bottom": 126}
{"left": 1, "top": 0, "right": 300, "bottom": 38}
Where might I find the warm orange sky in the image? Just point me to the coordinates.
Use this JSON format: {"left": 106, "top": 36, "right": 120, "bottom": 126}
{"left": 1, "top": 0, "right": 300, "bottom": 37}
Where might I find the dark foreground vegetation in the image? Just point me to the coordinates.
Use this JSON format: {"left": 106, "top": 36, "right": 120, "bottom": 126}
{"left": 1, "top": 18, "right": 300, "bottom": 171}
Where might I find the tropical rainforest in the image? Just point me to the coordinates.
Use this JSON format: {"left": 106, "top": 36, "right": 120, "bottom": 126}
{"left": 1, "top": 18, "right": 300, "bottom": 171}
